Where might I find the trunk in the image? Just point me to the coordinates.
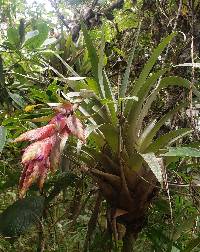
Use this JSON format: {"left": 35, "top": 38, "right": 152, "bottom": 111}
{"left": 90, "top": 160, "right": 159, "bottom": 250}
{"left": 122, "top": 228, "right": 138, "bottom": 252}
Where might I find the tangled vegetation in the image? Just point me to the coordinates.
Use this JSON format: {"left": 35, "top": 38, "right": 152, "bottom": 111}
{"left": 1, "top": 0, "right": 200, "bottom": 251}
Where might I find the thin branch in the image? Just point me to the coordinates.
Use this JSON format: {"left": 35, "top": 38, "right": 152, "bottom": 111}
{"left": 83, "top": 191, "right": 102, "bottom": 252}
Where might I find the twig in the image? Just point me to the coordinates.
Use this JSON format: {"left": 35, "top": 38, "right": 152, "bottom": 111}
{"left": 37, "top": 218, "right": 45, "bottom": 252}
{"left": 162, "top": 0, "right": 182, "bottom": 65}
{"left": 66, "top": 190, "right": 94, "bottom": 231}
{"left": 83, "top": 191, "right": 102, "bottom": 252}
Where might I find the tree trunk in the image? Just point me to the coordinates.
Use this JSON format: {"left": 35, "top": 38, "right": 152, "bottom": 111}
{"left": 122, "top": 229, "right": 137, "bottom": 252}
{"left": 90, "top": 158, "right": 158, "bottom": 251}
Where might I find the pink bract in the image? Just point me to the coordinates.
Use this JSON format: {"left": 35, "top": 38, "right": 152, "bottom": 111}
{"left": 15, "top": 102, "right": 85, "bottom": 198}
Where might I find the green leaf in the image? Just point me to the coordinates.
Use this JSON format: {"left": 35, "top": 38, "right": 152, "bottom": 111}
{"left": 100, "top": 124, "right": 119, "bottom": 153}
{"left": 141, "top": 153, "right": 163, "bottom": 184}
{"left": 103, "top": 70, "right": 117, "bottom": 123}
{"left": 7, "top": 27, "right": 20, "bottom": 47}
{"left": 119, "top": 43, "right": 135, "bottom": 98}
{"left": 119, "top": 20, "right": 142, "bottom": 98}
{"left": 81, "top": 25, "right": 116, "bottom": 123}
{"left": 8, "top": 91, "right": 26, "bottom": 108}
{"left": 24, "top": 30, "right": 39, "bottom": 44}
{"left": 0, "top": 126, "right": 7, "bottom": 153}
{"left": 146, "top": 128, "right": 192, "bottom": 153}
{"left": 138, "top": 103, "right": 187, "bottom": 152}
{"left": 172, "top": 214, "right": 197, "bottom": 241}
{"left": 159, "top": 76, "right": 200, "bottom": 99}
{"left": 24, "top": 22, "right": 49, "bottom": 49}
{"left": 42, "top": 37, "right": 57, "bottom": 47}
{"left": 98, "top": 30, "right": 106, "bottom": 98}
{"left": 81, "top": 22, "right": 99, "bottom": 87}
{"left": 182, "top": 236, "right": 200, "bottom": 252}
{"left": 132, "top": 32, "right": 176, "bottom": 96}
{"left": 0, "top": 196, "right": 44, "bottom": 237}
{"left": 163, "top": 147, "right": 200, "bottom": 157}
{"left": 133, "top": 76, "right": 199, "bottom": 143}
{"left": 126, "top": 69, "right": 168, "bottom": 146}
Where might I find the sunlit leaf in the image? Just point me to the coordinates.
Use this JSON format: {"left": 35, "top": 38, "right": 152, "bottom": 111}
{"left": 163, "top": 147, "right": 200, "bottom": 157}
{"left": 41, "top": 37, "right": 57, "bottom": 47}
{"left": 24, "top": 22, "right": 49, "bottom": 49}
{"left": 24, "top": 30, "right": 39, "bottom": 44}
{"left": 141, "top": 153, "right": 163, "bottom": 184}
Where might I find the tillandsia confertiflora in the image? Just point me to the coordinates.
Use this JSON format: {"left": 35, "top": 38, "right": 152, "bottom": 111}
{"left": 14, "top": 102, "right": 85, "bottom": 198}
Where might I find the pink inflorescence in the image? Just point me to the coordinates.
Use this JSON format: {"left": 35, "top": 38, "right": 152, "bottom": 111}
{"left": 14, "top": 102, "right": 85, "bottom": 198}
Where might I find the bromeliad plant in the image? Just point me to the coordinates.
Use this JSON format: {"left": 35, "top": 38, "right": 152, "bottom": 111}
{"left": 63, "top": 27, "right": 200, "bottom": 251}
{"left": 14, "top": 102, "right": 85, "bottom": 198}
{"left": 12, "top": 26, "right": 200, "bottom": 251}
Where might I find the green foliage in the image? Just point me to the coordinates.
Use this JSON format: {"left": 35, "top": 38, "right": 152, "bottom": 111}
{"left": 0, "top": 196, "right": 44, "bottom": 237}
{"left": 163, "top": 147, "right": 200, "bottom": 157}
{"left": 1, "top": 0, "right": 200, "bottom": 251}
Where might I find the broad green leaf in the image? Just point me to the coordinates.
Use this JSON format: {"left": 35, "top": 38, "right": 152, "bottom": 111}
{"left": 141, "top": 153, "right": 163, "bottom": 184}
{"left": 30, "top": 88, "right": 49, "bottom": 102}
{"left": 87, "top": 78, "right": 99, "bottom": 95}
{"left": 24, "top": 22, "right": 49, "bottom": 49}
{"left": 100, "top": 124, "right": 118, "bottom": 153}
{"left": 0, "top": 126, "right": 7, "bottom": 153}
{"left": 24, "top": 30, "right": 39, "bottom": 44}
{"left": 0, "top": 196, "right": 44, "bottom": 237}
{"left": 163, "top": 147, "right": 200, "bottom": 157}
{"left": 42, "top": 37, "right": 57, "bottom": 47}
{"left": 8, "top": 92, "right": 26, "bottom": 108}
{"left": 145, "top": 128, "right": 192, "bottom": 153}
{"left": 7, "top": 27, "right": 20, "bottom": 47}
